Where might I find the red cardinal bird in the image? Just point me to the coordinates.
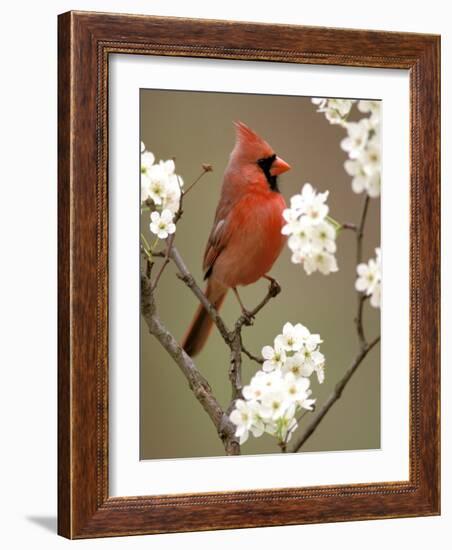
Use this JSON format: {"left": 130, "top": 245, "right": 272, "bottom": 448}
{"left": 182, "top": 121, "right": 291, "bottom": 356}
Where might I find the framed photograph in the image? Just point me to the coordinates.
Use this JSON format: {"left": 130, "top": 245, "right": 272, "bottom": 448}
{"left": 58, "top": 11, "right": 440, "bottom": 538}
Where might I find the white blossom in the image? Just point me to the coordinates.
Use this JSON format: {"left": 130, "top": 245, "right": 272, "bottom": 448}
{"left": 283, "top": 183, "right": 338, "bottom": 275}
{"left": 344, "top": 157, "right": 380, "bottom": 198}
{"left": 275, "top": 322, "right": 309, "bottom": 353}
{"left": 370, "top": 283, "right": 381, "bottom": 308}
{"left": 289, "top": 183, "right": 329, "bottom": 222}
{"left": 355, "top": 247, "right": 381, "bottom": 308}
{"left": 304, "top": 250, "right": 338, "bottom": 276}
{"left": 261, "top": 341, "right": 286, "bottom": 373}
{"left": 260, "top": 389, "right": 293, "bottom": 421}
{"left": 287, "top": 220, "right": 313, "bottom": 255}
{"left": 360, "top": 145, "right": 380, "bottom": 180}
{"left": 311, "top": 98, "right": 356, "bottom": 126}
{"left": 141, "top": 151, "right": 155, "bottom": 172}
{"left": 297, "top": 348, "right": 325, "bottom": 384}
{"left": 358, "top": 100, "right": 381, "bottom": 126}
{"left": 365, "top": 173, "right": 381, "bottom": 198}
{"left": 230, "top": 322, "right": 326, "bottom": 446}
{"left": 310, "top": 221, "right": 337, "bottom": 253}
{"left": 283, "top": 373, "right": 311, "bottom": 405}
{"left": 146, "top": 164, "right": 170, "bottom": 205}
{"left": 149, "top": 209, "right": 176, "bottom": 240}
{"left": 340, "top": 119, "right": 370, "bottom": 159}
{"left": 141, "top": 145, "right": 184, "bottom": 244}
{"left": 311, "top": 97, "right": 328, "bottom": 109}
{"left": 282, "top": 352, "right": 313, "bottom": 378}
{"left": 311, "top": 98, "right": 381, "bottom": 198}
{"left": 162, "top": 173, "right": 184, "bottom": 215}
{"left": 259, "top": 369, "right": 285, "bottom": 393}
{"left": 281, "top": 208, "right": 305, "bottom": 236}
{"left": 242, "top": 371, "right": 269, "bottom": 401}
{"left": 230, "top": 400, "right": 264, "bottom": 444}
{"left": 140, "top": 145, "right": 183, "bottom": 212}
{"left": 328, "top": 99, "right": 355, "bottom": 117}
{"left": 276, "top": 413, "right": 299, "bottom": 443}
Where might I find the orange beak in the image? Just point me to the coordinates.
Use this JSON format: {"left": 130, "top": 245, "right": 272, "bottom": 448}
{"left": 270, "top": 156, "right": 291, "bottom": 176}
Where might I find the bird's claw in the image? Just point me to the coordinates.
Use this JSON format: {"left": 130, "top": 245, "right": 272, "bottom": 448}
{"left": 269, "top": 279, "right": 281, "bottom": 298}
{"left": 241, "top": 309, "right": 255, "bottom": 326}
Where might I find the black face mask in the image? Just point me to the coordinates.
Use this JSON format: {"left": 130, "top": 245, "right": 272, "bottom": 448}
{"left": 257, "top": 154, "right": 279, "bottom": 192}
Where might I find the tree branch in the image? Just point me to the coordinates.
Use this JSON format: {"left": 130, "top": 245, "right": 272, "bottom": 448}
{"left": 182, "top": 164, "right": 212, "bottom": 198}
{"left": 170, "top": 246, "right": 231, "bottom": 342}
{"left": 357, "top": 195, "right": 370, "bottom": 268}
{"left": 146, "top": 166, "right": 213, "bottom": 293}
{"left": 226, "top": 279, "right": 282, "bottom": 404}
{"left": 140, "top": 163, "right": 281, "bottom": 454}
{"left": 150, "top": 234, "right": 174, "bottom": 292}
{"left": 289, "top": 194, "right": 378, "bottom": 453}
{"left": 241, "top": 341, "right": 264, "bottom": 365}
{"left": 341, "top": 223, "right": 357, "bottom": 231}
{"left": 289, "top": 336, "right": 380, "bottom": 452}
{"left": 355, "top": 195, "right": 370, "bottom": 348}
{"left": 170, "top": 246, "right": 281, "bottom": 406}
{"left": 140, "top": 271, "right": 240, "bottom": 455}
{"left": 237, "top": 278, "right": 282, "bottom": 330}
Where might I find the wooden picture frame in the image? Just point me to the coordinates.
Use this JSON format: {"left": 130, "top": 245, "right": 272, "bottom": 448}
{"left": 58, "top": 10, "right": 440, "bottom": 538}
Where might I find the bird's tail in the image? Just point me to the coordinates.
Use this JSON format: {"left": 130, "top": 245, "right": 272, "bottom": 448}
{"left": 181, "top": 279, "right": 227, "bottom": 357}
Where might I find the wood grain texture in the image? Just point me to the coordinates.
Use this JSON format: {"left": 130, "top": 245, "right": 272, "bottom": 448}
{"left": 57, "top": 10, "right": 440, "bottom": 539}
{"left": 57, "top": 10, "right": 72, "bottom": 538}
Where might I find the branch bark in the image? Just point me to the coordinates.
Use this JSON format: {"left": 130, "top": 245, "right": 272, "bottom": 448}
{"left": 169, "top": 245, "right": 280, "bottom": 406}
{"left": 355, "top": 195, "right": 370, "bottom": 347}
{"left": 170, "top": 246, "right": 231, "bottom": 342}
{"left": 225, "top": 278, "right": 281, "bottom": 405}
{"left": 141, "top": 166, "right": 281, "bottom": 455}
{"left": 289, "top": 336, "right": 380, "bottom": 452}
{"left": 241, "top": 341, "right": 264, "bottom": 365}
{"left": 140, "top": 272, "right": 240, "bottom": 455}
{"left": 289, "top": 194, "right": 379, "bottom": 453}
{"left": 357, "top": 195, "right": 370, "bottom": 267}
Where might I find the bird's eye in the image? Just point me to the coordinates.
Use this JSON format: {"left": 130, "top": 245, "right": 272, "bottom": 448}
{"left": 257, "top": 154, "right": 276, "bottom": 170}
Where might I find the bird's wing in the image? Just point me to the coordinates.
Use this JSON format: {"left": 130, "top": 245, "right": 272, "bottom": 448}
{"left": 202, "top": 216, "right": 231, "bottom": 279}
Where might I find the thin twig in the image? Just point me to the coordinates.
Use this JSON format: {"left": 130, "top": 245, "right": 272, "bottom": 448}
{"left": 355, "top": 195, "right": 370, "bottom": 348}
{"left": 289, "top": 336, "right": 380, "bottom": 452}
{"left": 183, "top": 165, "right": 213, "bottom": 197}
{"left": 283, "top": 409, "right": 312, "bottom": 450}
{"left": 357, "top": 195, "right": 370, "bottom": 267}
{"left": 341, "top": 223, "right": 357, "bottom": 231}
{"left": 140, "top": 162, "right": 284, "bottom": 453}
{"left": 236, "top": 279, "right": 282, "bottom": 331}
{"left": 151, "top": 234, "right": 174, "bottom": 292}
{"left": 146, "top": 258, "right": 152, "bottom": 278}
{"left": 146, "top": 165, "right": 213, "bottom": 292}
{"left": 288, "top": 194, "right": 378, "bottom": 453}
{"left": 296, "top": 409, "right": 311, "bottom": 423}
{"left": 241, "top": 342, "right": 264, "bottom": 364}
{"left": 140, "top": 245, "right": 153, "bottom": 262}
{"left": 174, "top": 166, "right": 212, "bottom": 225}
{"left": 248, "top": 278, "right": 282, "bottom": 318}
{"left": 356, "top": 294, "right": 370, "bottom": 347}
{"left": 141, "top": 271, "right": 239, "bottom": 455}
{"left": 227, "top": 279, "right": 282, "bottom": 403}
{"left": 171, "top": 248, "right": 281, "bottom": 408}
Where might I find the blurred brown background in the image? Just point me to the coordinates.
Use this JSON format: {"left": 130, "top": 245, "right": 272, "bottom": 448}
{"left": 140, "top": 90, "right": 380, "bottom": 459}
